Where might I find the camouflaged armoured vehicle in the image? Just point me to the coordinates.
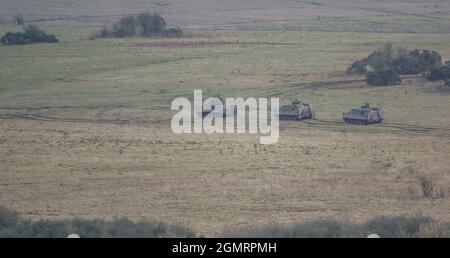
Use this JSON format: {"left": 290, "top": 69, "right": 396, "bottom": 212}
{"left": 343, "top": 103, "right": 383, "bottom": 125}
{"left": 279, "top": 99, "right": 313, "bottom": 121}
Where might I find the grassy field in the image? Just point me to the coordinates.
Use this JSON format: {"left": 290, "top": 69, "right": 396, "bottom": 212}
{"left": 0, "top": 0, "right": 450, "bottom": 236}
{"left": 2, "top": 0, "right": 450, "bottom": 32}
{"left": 1, "top": 28, "right": 450, "bottom": 126}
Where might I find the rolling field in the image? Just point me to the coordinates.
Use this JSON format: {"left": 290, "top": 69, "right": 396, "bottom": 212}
{"left": 2, "top": 0, "right": 450, "bottom": 33}
{"left": 0, "top": 0, "right": 450, "bottom": 236}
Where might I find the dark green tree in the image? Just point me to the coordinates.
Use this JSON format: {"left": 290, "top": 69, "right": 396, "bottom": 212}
{"left": 425, "top": 65, "right": 450, "bottom": 81}
{"left": 366, "top": 68, "right": 401, "bottom": 86}
{"left": 1, "top": 25, "right": 58, "bottom": 45}
{"left": 137, "top": 13, "right": 167, "bottom": 36}
{"left": 14, "top": 15, "right": 24, "bottom": 25}
{"left": 112, "top": 15, "right": 137, "bottom": 37}
{"left": 96, "top": 13, "right": 181, "bottom": 39}
{"left": 366, "top": 43, "right": 394, "bottom": 71}
{"left": 347, "top": 59, "right": 368, "bottom": 74}
{"left": 24, "top": 25, "right": 59, "bottom": 43}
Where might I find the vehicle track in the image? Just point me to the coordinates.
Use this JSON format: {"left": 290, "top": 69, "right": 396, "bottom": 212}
{"left": 310, "top": 118, "right": 450, "bottom": 132}
{"left": 0, "top": 113, "right": 171, "bottom": 126}
{"left": 2, "top": 112, "right": 450, "bottom": 137}
{"left": 282, "top": 118, "right": 450, "bottom": 136}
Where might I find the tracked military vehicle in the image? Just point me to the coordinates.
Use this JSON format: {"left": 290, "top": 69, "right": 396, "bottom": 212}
{"left": 279, "top": 99, "right": 314, "bottom": 121}
{"left": 343, "top": 103, "right": 383, "bottom": 125}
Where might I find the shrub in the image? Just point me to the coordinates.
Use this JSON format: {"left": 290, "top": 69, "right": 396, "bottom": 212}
{"left": 0, "top": 206, "right": 19, "bottom": 230}
{"left": 366, "top": 68, "right": 401, "bottom": 86}
{"left": 347, "top": 59, "right": 368, "bottom": 75}
{"left": 392, "top": 56, "right": 425, "bottom": 75}
{"left": 366, "top": 43, "right": 395, "bottom": 71}
{"left": 348, "top": 46, "right": 442, "bottom": 77}
{"left": 417, "top": 176, "right": 435, "bottom": 199}
{"left": 419, "top": 222, "right": 450, "bottom": 238}
{"left": 137, "top": 12, "right": 167, "bottom": 36}
{"left": 425, "top": 65, "right": 450, "bottom": 81}
{"left": 2, "top": 206, "right": 449, "bottom": 238}
{"left": 225, "top": 216, "right": 450, "bottom": 238}
{"left": 364, "top": 216, "right": 434, "bottom": 238}
{"left": 288, "top": 220, "right": 344, "bottom": 238}
{"left": 23, "top": 25, "right": 59, "bottom": 43}
{"left": 112, "top": 15, "right": 138, "bottom": 38}
{"left": 0, "top": 25, "right": 59, "bottom": 45}
{"left": 440, "top": 79, "right": 450, "bottom": 92}
{"left": 0, "top": 32, "right": 31, "bottom": 45}
{"left": 394, "top": 49, "right": 442, "bottom": 75}
{"left": 0, "top": 206, "right": 195, "bottom": 238}
{"left": 14, "top": 15, "right": 25, "bottom": 25}
{"left": 420, "top": 50, "right": 442, "bottom": 69}
{"left": 96, "top": 13, "right": 181, "bottom": 39}
{"left": 165, "top": 27, "right": 183, "bottom": 37}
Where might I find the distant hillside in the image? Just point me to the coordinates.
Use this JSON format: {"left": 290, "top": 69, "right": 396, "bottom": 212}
{"left": 0, "top": 0, "right": 450, "bottom": 32}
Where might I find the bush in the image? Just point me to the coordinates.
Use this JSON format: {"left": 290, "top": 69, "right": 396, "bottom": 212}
{"left": 348, "top": 46, "right": 442, "bottom": 77}
{"left": 420, "top": 50, "right": 442, "bottom": 69}
{"left": 165, "top": 27, "right": 183, "bottom": 37}
{"left": 0, "top": 206, "right": 195, "bottom": 238}
{"left": 419, "top": 222, "right": 450, "bottom": 238}
{"left": 417, "top": 176, "right": 435, "bottom": 199}
{"left": 112, "top": 15, "right": 137, "bottom": 38}
{"left": 425, "top": 65, "right": 450, "bottom": 81}
{"left": 137, "top": 12, "right": 167, "bottom": 36}
{"left": 364, "top": 216, "right": 434, "bottom": 238}
{"left": 347, "top": 59, "right": 368, "bottom": 75}
{"left": 445, "top": 80, "right": 450, "bottom": 87}
{"left": 366, "top": 68, "right": 401, "bottom": 86}
{"left": 14, "top": 15, "right": 25, "bottom": 25}
{"left": 392, "top": 56, "right": 425, "bottom": 75}
{"left": 0, "top": 32, "right": 31, "bottom": 45}
{"left": 96, "top": 12, "right": 181, "bottom": 39}
{"left": 288, "top": 220, "right": 344, "bottom": 238}
{"left": 394, "top": 49, "right": 441, "bottom": 75}
{"left": 2, "top": 206, "right": 449, "bottom": 238}
{"left": 0, "top": 25, "right": 59, "bottom": 45}
{"left": 366, "top": 43, "right": 395, "bottom": 71}
{"left": 0, "top": 206, "right": 19, "bottom": 230}
{"left": 225, "top": 216, "right": 450, "bottom": 238}
{"left": 24, "top": 25, "right": 59, "bottom": 43}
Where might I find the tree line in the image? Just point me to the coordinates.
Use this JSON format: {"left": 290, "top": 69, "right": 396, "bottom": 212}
{"left": 1, "top": 12, "right": 182, "bottom": 46}
{"left": 1, "top": 25, "right": 59, "bottom": 45}
{"left": 95, "top": 12, "right": 182, "bottom": 39}
{"left": 347, "top": 43, "right": 450, "bottom": 87}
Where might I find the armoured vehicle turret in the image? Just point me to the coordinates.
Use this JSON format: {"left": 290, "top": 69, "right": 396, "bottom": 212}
{"left": 279, "top": 99, "right": 314, "bottom": 121}
{"left": 343, "top": 103, "right": 383, "bottom": 125}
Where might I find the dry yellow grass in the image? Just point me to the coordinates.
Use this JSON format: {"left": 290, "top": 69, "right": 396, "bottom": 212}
{"left": 1, "top": 2, "right": 450, "bottom": 237}
{"left": 1, "top": 119, "right": 449, "bottom": 236}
